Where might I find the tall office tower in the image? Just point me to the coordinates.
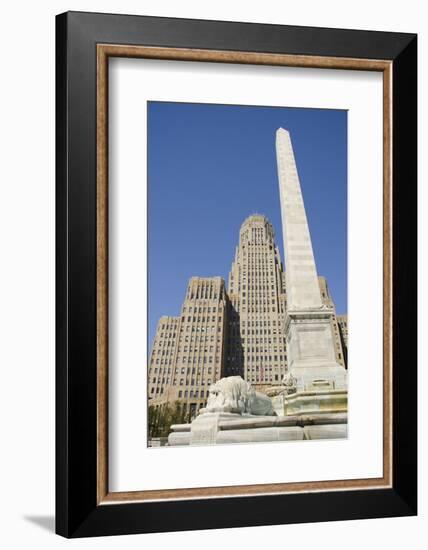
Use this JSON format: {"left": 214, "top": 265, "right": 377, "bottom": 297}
{"left": 226, "top": 214, "right": 288, "bottom": 393}
{"left": 148, "top": 277, "right": 228, "bottom": 420}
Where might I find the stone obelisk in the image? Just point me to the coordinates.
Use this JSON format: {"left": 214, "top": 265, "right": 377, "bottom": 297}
{"left": 276, "top": 128, "right": 347, "bottom": 410}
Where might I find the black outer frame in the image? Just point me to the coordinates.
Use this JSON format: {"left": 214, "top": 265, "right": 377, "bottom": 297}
{"left": 56, "top": 11, "right": 417, "bottom": 538}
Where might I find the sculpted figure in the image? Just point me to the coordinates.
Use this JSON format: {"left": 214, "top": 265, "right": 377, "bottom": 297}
{"left": 282, "top": 372, "right": 298, "bottom": 395}
{"left": 203, "top": 376, "right": 275, "bottom": 416}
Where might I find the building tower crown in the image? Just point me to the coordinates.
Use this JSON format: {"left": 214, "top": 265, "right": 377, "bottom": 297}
{"left": 239, "top": 214, "right": 275, "bottom": 246}
{"left": 241, "top": 213, "right": 271, "bottom": 228}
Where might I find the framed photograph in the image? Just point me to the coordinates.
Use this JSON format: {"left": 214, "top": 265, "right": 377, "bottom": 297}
{"left": 56, "top": 11, "right": 417, "bottom": 538}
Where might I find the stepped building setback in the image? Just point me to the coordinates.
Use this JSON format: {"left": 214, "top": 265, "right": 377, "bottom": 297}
{"left": 148, "top": 215, "right": 347, "bottom": 422}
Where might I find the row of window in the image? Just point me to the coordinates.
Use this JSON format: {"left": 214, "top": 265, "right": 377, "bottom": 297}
{"left": 158, "top": 324, "right": 178, "bottom": 331}
{"left": 149, "top": 365, "right": 220, "bottom": 378}
{"left": 179, "top": 335, "right": 221, "bottom": 343}
{"left": 240, "top": 262, "right": 279, "bottom": 269}
{"left": 182, "top": 306, "right": 218, "bottom": 313}
{"left": 179, "top": 346, "right": 220, "bottom": 353}
{"left": 235, "top": 325, "right": 283, "bottom": 332}
{"left": 157, "top": 332, "right": 177, "bottom": 339}
{"left": 151, "top": 367, "right": 172, "bottom": 374}
{"left": 241, "top": 292, "right": 278, "bottom": 300}
{"left": 239, "top": 319, "right": 281, "bottom": 327}
{"left": 152, "top": 349, "right": 175, "bottom": 356}
{"left": 228, "top": 339, "right": 285, "bottom": 348}
{"left": 178, "top": 390, "right": 206, "bottom": 398}
{"left": 229, "top": 339, "right": 286, "bottom": 349}
{"left": 182, "top": 325, "right": 222, "bottom": 333}
{"left": 149, "top": 381, "right": 214, "bottom": 396}
{"left": 152, "top": 347, "right": 179, "bottom": 357}
{"left": 240, "top": 307, "right": 280, "bottom": 313}
{"left": 152, "top": 358, "right": 174, "bottom": 365}
{"left": 175, "top": 356, "right": 220, "bottom": 364}
{"left": 181, "top": 316, "right": 222, "bottom": 323}
{"left": 241, "top": 284, "right": 278, "bottom": 290}
{"left": 242, "top": 298, "right": 277, "bottom": 304}
{"left": 151, "top": 375, "right": 215, "bottom": 386}
{"left": 245, "top": 366, "right": 283, "bottom": 372}
{"left": 243, "top": 355, "right": 285, "bottom": 362}
{"left": 239, "top": 270, "right": 278, "bottom": 276}
{"left": 187, "top": 292, "right": 222, "bottom": 300}
{"left": 247, "top": 375, "right": 280, "bottom": 382}
{"left": 150, "top": 357, "right": 221, "bottom": 368}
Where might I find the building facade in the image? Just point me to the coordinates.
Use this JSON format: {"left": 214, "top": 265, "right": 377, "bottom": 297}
{"left": 148, "top": 277, "right": 228, "bottom": 420}
{"left": 226, "top": 214, "right": 287, "bottom": 392}
{"left": 337, "top": 314, "right": 348, "bottom": 368}
{"left": 148, "top": 216, "right": 346, "bottom": 423}
{"left": 318, "top": 277, "right": 347, "bottom": 369}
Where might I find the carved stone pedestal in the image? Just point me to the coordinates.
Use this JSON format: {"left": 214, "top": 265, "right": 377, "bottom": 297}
{"left": 271, "top": 388, "right": 347, "bottom": 416}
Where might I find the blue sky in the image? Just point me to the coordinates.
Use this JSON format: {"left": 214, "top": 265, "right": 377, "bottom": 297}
{"left": 148, "top": 102, "right": 347, "bottom": 348}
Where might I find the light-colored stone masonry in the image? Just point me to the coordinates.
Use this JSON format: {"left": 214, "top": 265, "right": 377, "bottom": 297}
{"left": 276, "top": 127, "right": 347, "bottom": 401}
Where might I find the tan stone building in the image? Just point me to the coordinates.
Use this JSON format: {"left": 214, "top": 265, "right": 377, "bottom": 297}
{"left": 318, "top": 277, "right": 347, "bottom": 369}
{"left": 225, "top": 215, "right": 287, "bottom": 392}
{"left": 337, "top": 314, "right": 348, "bottom": 368}
{"left": 148, "top": 216, "right": 347, "bottom": 423}
{"left": 148, "top": 277, "right": 228, "bottom": 420}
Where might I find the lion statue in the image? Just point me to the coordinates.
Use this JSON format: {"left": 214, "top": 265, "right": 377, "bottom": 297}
{"left": 202, "top": 376, "right": 275, "bottom": 416}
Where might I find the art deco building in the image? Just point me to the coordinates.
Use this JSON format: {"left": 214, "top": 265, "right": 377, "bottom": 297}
{"left": 225, "top": 214, "right": 287, "bottom": 392}
{"left": 148, "top": 315, "right": 180, "bottom": 402}
{"left": 148, "top": 217, "right": 347, "bottom": 421}
{"left": 148, "top": 277, "right": 228, "bottom": 419}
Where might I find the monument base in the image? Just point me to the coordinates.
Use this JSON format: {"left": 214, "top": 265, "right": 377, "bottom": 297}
{"left": 167, "top": 411, "right": 347, "bottom": 446}
{"left": 271, "top": 388, "right": 347, "bottom": 416}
